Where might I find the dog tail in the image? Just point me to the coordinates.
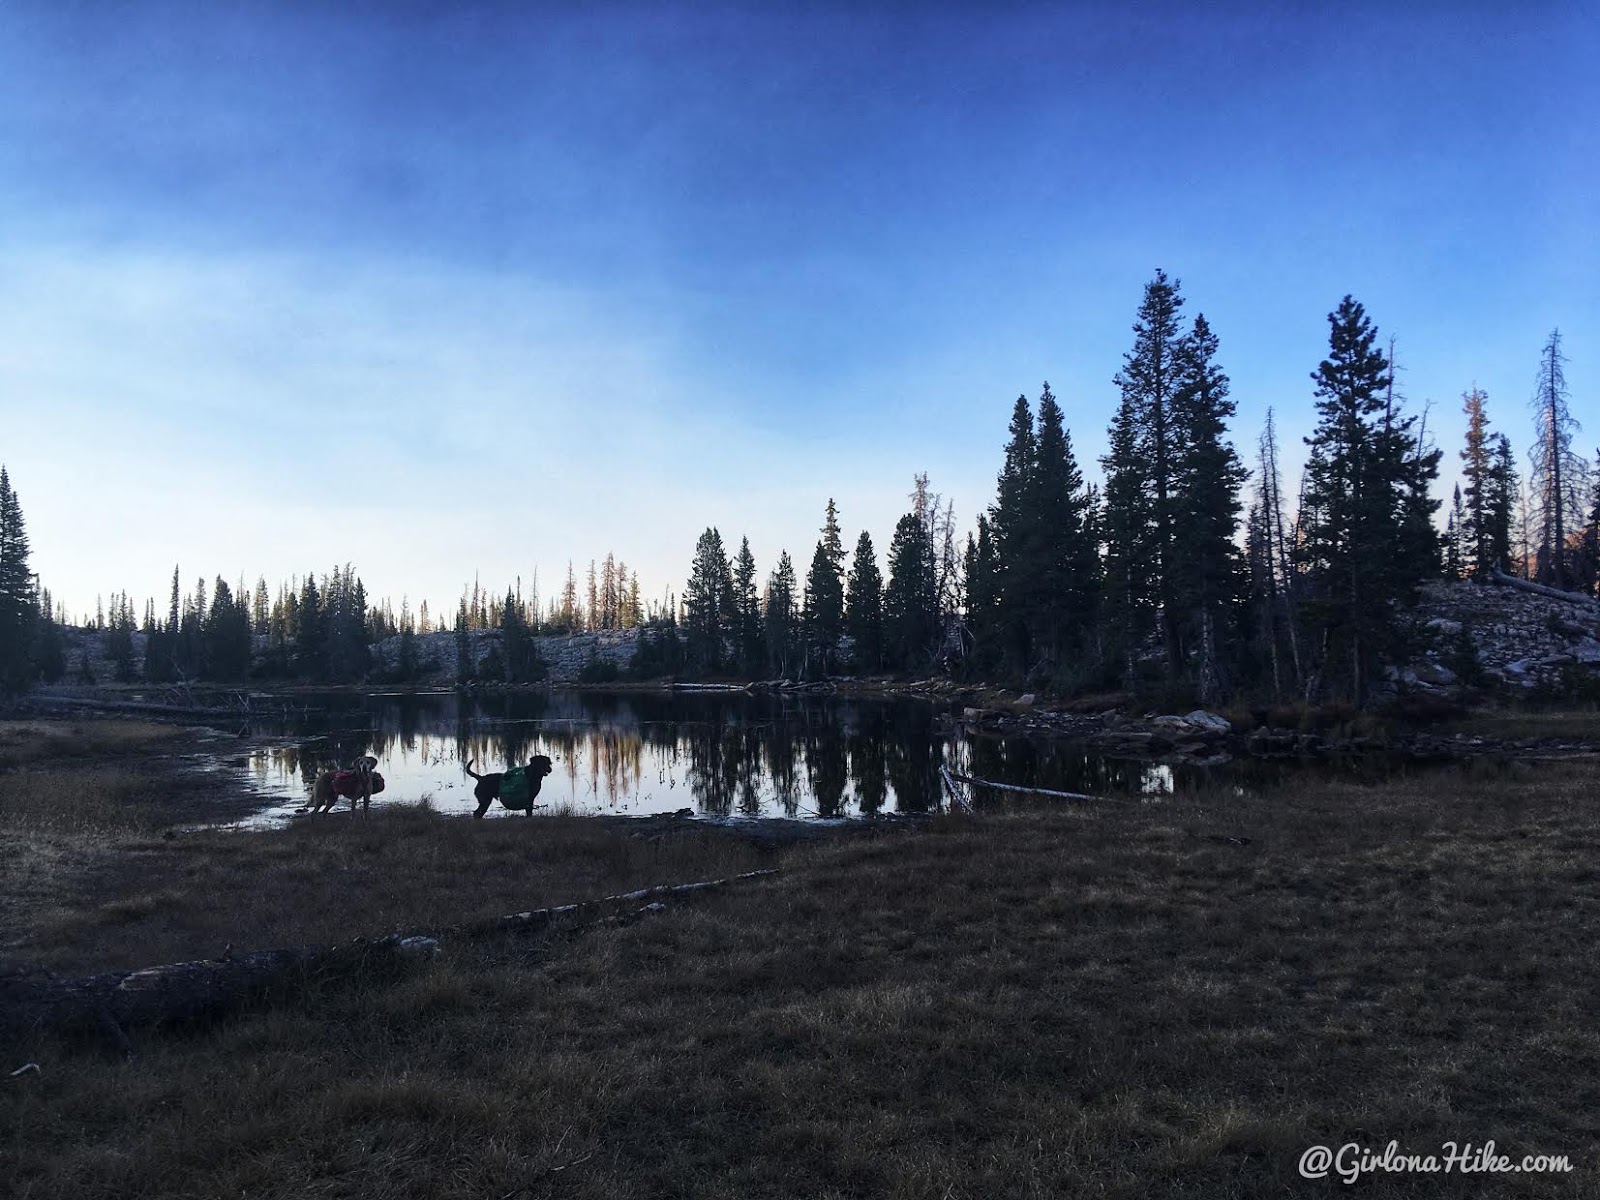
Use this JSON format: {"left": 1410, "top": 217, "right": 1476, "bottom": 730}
{"left": 463, "top": 758, "right": 483, "bottom": 780}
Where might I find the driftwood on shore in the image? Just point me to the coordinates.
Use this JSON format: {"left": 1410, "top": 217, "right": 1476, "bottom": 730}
{"left": 1, "top": 870, "right": 780, "bottom": 1054}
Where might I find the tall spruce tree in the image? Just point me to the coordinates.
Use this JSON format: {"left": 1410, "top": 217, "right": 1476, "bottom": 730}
{"left": 1171, "top": 314, "right": 1246, "bottom": 702}
{"left": 1486, "top": 434, "right": 1518, "bottom": 576}
{"left": 732, "top": 537, "right": 764, "bottom": 676}
{"left": 884, "top": 512, "right": 937, "bottom": 669}
{"left": 844, "top": 530, "right": 884, "bottom": 672}
{"left": 1100, "top": 382, "right": 1151, "bottom": 685}
{"left": 1460, "top": 386, "right": 1495, "bottom": 578}
{"left": 764, "top": 551, "right": 799, "bottom": 678}
{"left": 683, "top": 528, "right": 733, "bottom": 673}
{"left": 0, "top": 467, "right": 39, "bottom": 693}
{"left": 1251, "top": 410, "right": 1302, "bottom": 696}
{"left": 989, "top": 394, "right": 1037, "bottom": 671}
{"left": 295, "top": 573, "right": 325, "bottom": 678}
{"left": 1111, "top": 270, "right": 1187, "bottom": 677}
{"left": 106, "top": 592, "right": 137, "bottom": 682}
{"left": 1026, "top": 383, "right": 1095, "bottom": 675}
{"left": 204, "top": 578, "right": 253, "bottom": 680}
{"left": 1446, "top": 485, "right": 1465, "bottom": 579}
{"left": 802, "top": 499, "right": 846, "bottom": 677}
{"left": 1297, "top": 297, "right": 1437, "bottom": 704}
{"left": 962, "top": 515, "right": 1000, "bottom": 669}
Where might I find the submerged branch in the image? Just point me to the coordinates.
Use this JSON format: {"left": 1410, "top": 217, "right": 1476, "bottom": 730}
{"left": 947, "top": 771, "right": 1103, "bottom": 803}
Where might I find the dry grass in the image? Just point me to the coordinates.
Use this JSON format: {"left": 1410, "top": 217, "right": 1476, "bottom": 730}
{"left": 1454, "top": 708, "right": 1600, "bottom": 742}
{"left": 4, "top": 726, "right": 1599, "bottom": 1196}
{"left": 0, "top": 719, "right": 188, "bottom": 769}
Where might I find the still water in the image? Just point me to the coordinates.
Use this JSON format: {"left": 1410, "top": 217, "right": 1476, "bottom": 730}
{"left": 237, "top": 689, "right": 1275, "bottom": 824}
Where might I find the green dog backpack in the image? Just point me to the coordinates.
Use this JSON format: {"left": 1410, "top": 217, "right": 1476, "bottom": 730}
{"left": 499, "top": 766, "right": 530, "bottom": 807}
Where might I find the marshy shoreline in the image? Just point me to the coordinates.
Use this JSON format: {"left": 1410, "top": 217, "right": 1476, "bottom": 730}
{"left": 3, "top": 715, "right": 1599, "bottom": 1196}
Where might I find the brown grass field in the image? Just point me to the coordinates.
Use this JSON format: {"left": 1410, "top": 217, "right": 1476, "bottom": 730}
{"left": 2, "top": 719, "right": 1597, "bottom": 1197}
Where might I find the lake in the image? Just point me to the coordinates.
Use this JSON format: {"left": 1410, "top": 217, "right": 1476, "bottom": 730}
{"left": 232, "top": 688, "right": 1368, "bottom": 825}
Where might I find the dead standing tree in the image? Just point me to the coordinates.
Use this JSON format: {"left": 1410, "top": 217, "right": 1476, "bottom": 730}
{"left": 1529, "top": 329, "right": 1584, "bottom": 589}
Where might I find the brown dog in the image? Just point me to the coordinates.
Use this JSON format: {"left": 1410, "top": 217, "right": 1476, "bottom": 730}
{"left": 307, "top": 756, "right": 384, "bottom": 815}
{"left": 464, "top": 755, "right": 554, "bottom": 818}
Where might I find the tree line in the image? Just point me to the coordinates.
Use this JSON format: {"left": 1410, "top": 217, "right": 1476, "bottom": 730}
{"left": 647, "top": 276, "right": 1594, "bottom": 706}
{"left": 1, "top": 273, "right": 1592, "bottom": 704}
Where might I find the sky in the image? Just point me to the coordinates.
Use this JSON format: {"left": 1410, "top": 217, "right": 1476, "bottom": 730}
{"left": 1, "top": 1, "right": 1595, "bottom": 623}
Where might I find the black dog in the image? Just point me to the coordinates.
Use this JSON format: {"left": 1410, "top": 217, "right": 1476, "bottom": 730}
{"left": 464, "top": 755, "right": 554, "bottom": 818}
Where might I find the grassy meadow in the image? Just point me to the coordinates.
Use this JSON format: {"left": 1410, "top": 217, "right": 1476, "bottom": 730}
{"left": 2, "top": 719, "right": 1597, "bottom": 1197}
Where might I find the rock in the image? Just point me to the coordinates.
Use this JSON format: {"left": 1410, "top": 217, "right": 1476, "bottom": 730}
{"left": 1183, "top": 710, "right": 1233, "bottom": 733}
{"left": 1413, "top": 663, "right": 1457, "bottom": 686}
{"left": 1574, "top": 638, "right": 1600, "bottom": 664}
{"left": 1016, "top": 693, "right": 1037, "bottom": 708}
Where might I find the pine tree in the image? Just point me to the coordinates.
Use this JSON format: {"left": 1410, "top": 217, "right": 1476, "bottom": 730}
{"left": 1389, "top": 358, "right": 1445, "bottom": 585}
{"left": 33, "top": 592, "right": 65, "bottom": 684}
{"left": 501, "top": 586, "right": 542, "bottom": 682}
{"left": 204, "top": 577, "right": 253, "bottom": 680}
{"left": 1446, "top": 485, "right": 1465, "bottom": 580}
{"left": 989, "top": 394, "right": 1038, "bottom": 670}
{"left": 1252, "top": 409, "right": 1301, "bottom": 696}
{"left": 106, "top": 592, "right": 136, "bottom": 682}
{"left": 1025, "top": 383, "right": 1096, "bottom": 675}
{"left": 764, "top": 551, "right": 799, "bottom": 678}
{"left": 884, "top": 513, "right": 937, "bottom": 669}
{"left": 1460, "top": 386, "right": 1495, "bottom": 579}
{"left": 560, "top": 562, "right": 578, "bottom": 630}
{"left": 802, "top": 499, "right": 846, "bottom": 677}
{"left": 296, "top": 573, "right": 325, "bottom": 678}
{"left": 1171, "top": 315, "right": 1246, "bottom": 703}
{"left": 683, "top": 528, "right": 733, "bottom": 673}
{"left": 454, "top": 598, "right": 473, "bottom": 681}
{"left": 1487, "top": 434, "right": 1518, "bottom": 577}
{"left": 1583, "top": 456, "right": 1600, "bottom": 597}
{"left": 732, "top": 537, "right": 763, "bottom": 676}
{"left": 585, "top": 561, "right": 599, "bottom": 632}
{"left": 0, "top": 467, "right": 39, "bottom": 693}
{"left": 1112, "top": 269, "right": 1187, "bottom": 676}
{"left": 1529, "top": 329, "right": 1583, "bottom": 587}
{"left": 844, "top": 530, "right": 884, "bottom": 672}
{"left": 1099, "top": 381, "right": 1151, "bottom": 685}
{"left": 962, "top": 515, "right": 999, "bottom": 669}
{"left": 1297, "top": 297, "right": 1437, "bottom": 703}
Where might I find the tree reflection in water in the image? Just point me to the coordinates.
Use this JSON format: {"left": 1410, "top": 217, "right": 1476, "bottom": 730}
{"left": 240, "top": 689, "right": 1260, "bottom": 822}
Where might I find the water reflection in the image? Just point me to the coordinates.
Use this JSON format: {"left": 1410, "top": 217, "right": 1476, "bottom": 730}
{"left": 237, "top": 690, "right": 1270, "bottom": 825}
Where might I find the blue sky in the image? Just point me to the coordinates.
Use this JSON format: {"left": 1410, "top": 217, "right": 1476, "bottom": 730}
{"left": 1, "top": 2, "right": 1594, "bottom": 622}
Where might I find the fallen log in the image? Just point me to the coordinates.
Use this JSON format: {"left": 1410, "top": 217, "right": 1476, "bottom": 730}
{"left": 1488, "top": 569, "right": 1600, "bottom": 609}
{"left": 17, "top": 695, "right": 247, "bottom": 720}
{"left": 1, "top": 869, "right": 780, "bottom": 1054}
{"left": 939, "top": 765, "right": 972, "bottom": 812}
{"left": 946, "top": 771, "right": 1103, "bottom": 802}
{"left": 460, "top": 870, "right": 780, "bottom": 936}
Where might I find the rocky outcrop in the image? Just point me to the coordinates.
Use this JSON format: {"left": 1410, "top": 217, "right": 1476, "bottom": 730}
{"left": 366, "top": 628, "right": 641, "bottom": 684}
{"left": 1404, "top": 579, "right": 1600, "bottom": 693}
